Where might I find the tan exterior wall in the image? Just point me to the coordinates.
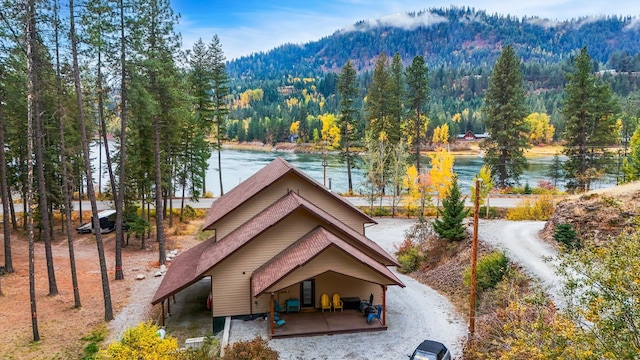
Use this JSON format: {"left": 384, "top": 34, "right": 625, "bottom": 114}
{"left": 266, "top": 247, "right": 392, "bottom": 293}
{"left": 208, "top": 211, "right": 322, "bottom": 317}
{"left": 279, "top": 173, "right": 367, "bottom": 235}
{"left": 212, "top": 173, "right": 368, "bottom": 240}
{"left": 212, "top": 183, "right": 290, "bottom": 240}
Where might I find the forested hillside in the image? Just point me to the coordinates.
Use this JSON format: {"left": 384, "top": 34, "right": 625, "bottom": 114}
{"left": 223, "top": 7, "right": 640, "bottom": 147}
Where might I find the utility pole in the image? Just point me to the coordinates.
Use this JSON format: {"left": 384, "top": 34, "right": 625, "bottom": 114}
{"left": 469, "top": 178, "right": 481, "bottom": 337}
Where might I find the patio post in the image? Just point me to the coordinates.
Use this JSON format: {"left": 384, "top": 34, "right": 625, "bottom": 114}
{"left": 270, "top": 292, "right": 275, "bottom": 336}
{"left": 167, "top": 297, "right": 171, "bottom": 316}
{"left": 161, "top": 301, "right": 165, "bottom": 326}
{"left": 382, "top": 285, "right": 387, "bottom": 326}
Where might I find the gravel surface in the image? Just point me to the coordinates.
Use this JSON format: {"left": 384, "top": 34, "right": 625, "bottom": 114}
{"left": 477, "top": 220, "right": 564, "bottom": 306}
{"left": 228, "top": 218, "right": 468, "bottom": 360}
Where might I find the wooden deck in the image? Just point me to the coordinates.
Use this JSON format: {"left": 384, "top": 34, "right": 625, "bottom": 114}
{"left": 271, "top": 309, "right": 386, "bottom": 338}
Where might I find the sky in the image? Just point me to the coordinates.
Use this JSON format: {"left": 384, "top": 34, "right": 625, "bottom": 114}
{"left": 171, "top": 0, "right": 640, "bottom": 60}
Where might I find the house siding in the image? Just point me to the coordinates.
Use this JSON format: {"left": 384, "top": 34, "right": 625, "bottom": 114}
{"left": 208, "top": 211, "right": 322, "bottom": 317}
{"left": 211, "top": 173, "right": 366, "bottom": 240}
{"left": 266, "top": 247, "right": 393, "bottom": 293}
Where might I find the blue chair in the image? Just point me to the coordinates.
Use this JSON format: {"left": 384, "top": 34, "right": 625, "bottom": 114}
{"left": 274, "top": 313, "right": 286, "bottom": 327}
{"left": 274, "top": 299, "right": 286, "bottom": 312}
{"left": 367, "top": 305, "right": 382, "bottom": 324}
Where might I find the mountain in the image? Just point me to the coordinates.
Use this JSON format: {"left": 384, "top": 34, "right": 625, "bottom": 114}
{"left": 226, "top": 7, "right": 640, "bottom": 80}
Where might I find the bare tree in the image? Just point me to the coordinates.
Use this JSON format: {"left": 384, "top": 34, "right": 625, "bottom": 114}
{"left": 0, "top": 66, "right": 13, "bottom": 274}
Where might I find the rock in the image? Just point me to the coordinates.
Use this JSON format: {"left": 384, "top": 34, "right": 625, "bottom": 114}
{"left": 154, "top": 271, "right": 163, "bottom": 277}
{"left": 160, "top": 264, "right": 167, "bottom": 272}
{"left": 135, "top": 274, "right": 146, "bottom": 280}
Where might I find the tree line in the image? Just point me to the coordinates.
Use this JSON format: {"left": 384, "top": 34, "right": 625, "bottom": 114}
{"left": 1, "top": 0, "right": 228, "bottom": 341}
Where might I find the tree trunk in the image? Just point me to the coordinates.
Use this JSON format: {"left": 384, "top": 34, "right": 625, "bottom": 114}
{"left": 25, "top": 0, "right": 40, "bottom": 341}
{"left": 218, "top": 138, "right": 224, "bottom": 196}
{"left": 0, "top": 68, "right": 13, "bottom": 274}
{"left": 55, "top": 0, "right": 80, "bottom": 307}
{"left": 154, "top": 115, "right": 166, "bottom": 265}
{"left": 70, "top": 0, "right": 113, "bottom": 321}
{"left": 115, "top": 0, "right": 127, "bottom": 280}
{"left": 33, "top": 33, "right": 58, "bottom": 296}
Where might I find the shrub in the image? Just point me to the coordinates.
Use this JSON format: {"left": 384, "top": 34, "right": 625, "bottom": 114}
{"left": 222, "top": 336, "right": 278, "bottom": 360}
{"left": 100, "top": 322, "right": 178, "bottom": 360}
{"left": 464, "top": 251, "right": 510, "bottom": 292}
{"left": 81, "top": 327, "right": 105, "bottom": 360}
{"left": 554, "top": 223, "right": 580, "bottom": 250}
{"left": 397, "top": 245, "right": 425, "bottom": 273}
{"left": 506, "top": 196, "right": 555, "bottom": 220}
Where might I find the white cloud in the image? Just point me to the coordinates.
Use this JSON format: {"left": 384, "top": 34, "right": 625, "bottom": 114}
{"left": 342, "top": 11, "right": 448, "bottom": 32}
{"left": 525, "top": 17, "right": 561, "bottom": 29}
{"left": 624, "top": 17, "right": 640, "bottom": 31}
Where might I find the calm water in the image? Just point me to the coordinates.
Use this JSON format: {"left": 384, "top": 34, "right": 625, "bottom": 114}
{"left": 91, "top": 144, "right": 617, "bottom": 197}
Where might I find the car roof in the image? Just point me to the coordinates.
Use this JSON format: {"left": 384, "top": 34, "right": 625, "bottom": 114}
{"left": 416, "top": 340, "right": 447, "bottom": 354}
{"left": 98, "top": 209, "right": 117, "bottom": 218}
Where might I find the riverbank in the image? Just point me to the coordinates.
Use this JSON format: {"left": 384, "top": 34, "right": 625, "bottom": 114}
{"left": 222, "top": 140, "right": 564, "bottom": 157}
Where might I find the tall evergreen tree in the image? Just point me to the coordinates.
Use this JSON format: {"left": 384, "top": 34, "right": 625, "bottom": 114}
{"left": 481, "top": 44, "right": 530, "bottom": 188}
{"left": 562, "top": 47, "right": 619, "bottom": 192}
{"left": 405, "top": 55, "right": 429, "bottom": 175}
{"left": 387, "top": 52, "right": 403, "bottom": 145}
{"left": 337, "top": 60, "right": 358, "bottom": 194}
{"left": 432, "top": 175, "right": 469, "bottom": 241}
{"left": 366, "top": 52, "right": 391, "bottom": 141}
{"left": 70, "top": 0, "right": 114, "bottom": 321}
{"left": 209, "top": 35, "right": 230, "bottom": 196}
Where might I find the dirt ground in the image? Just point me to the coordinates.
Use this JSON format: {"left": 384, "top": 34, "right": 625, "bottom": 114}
{"left": 0, "top": 217, "right": 201, "bottom": 360}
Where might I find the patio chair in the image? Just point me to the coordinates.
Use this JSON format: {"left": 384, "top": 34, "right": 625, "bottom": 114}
{"left": 274, "top": 299, "right": 286, "bottom": 313}
{"left": 366, "top": 304, "right": 382, "bottom": 324}
{"left": 332, "top": 292, "right": 344, "bottom": 312}
{"left": 321, "top": 293, "right": 331, "bottom": 312}
{"left": 274, "top": 313, "right": 286, "bottom": 327}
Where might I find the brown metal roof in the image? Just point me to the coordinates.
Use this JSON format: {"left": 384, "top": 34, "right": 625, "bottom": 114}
{"left": 152, "top": 190, "right": 398, "bottom": 305}
{"left": 202, "top": 157, "right": 375, "bottom": 230}
{"left": 252, "top": 227, "right": 405, "bottom": 296}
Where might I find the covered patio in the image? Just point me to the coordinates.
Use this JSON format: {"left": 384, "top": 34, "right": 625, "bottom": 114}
{"left": 271, "top": 309, "right": 386, "bottom": 338}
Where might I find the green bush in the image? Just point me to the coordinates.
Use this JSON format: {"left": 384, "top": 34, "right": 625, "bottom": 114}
{"left": 100, "top": 322, "right": 178, "bottom": 360}
{"left": 222, "top": 336, "right": 278, "bottom": 360}
{"left": 464, "top": 251, "right": 510, "bottom": 292}
{"left": 554, "top": 223, "right": 580, "bottom": 250}
{"left": 397, "top": 247, "right": 424, "bottom": 273}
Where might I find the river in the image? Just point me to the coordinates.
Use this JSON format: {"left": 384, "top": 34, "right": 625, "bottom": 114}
{"left": 91, "top": 144, "right": 617, "bottom": 197}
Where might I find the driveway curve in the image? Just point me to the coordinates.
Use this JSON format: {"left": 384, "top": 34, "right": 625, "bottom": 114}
{"left": 477, "top": 220, "right": 563, "bottom": 306}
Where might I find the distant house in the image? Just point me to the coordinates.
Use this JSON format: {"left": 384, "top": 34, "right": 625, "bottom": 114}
{"left": 457, "top": 130, "right": 489, "bottom": 141}
{"left": 152, "top": 158, "right": 404, "bottom": 337}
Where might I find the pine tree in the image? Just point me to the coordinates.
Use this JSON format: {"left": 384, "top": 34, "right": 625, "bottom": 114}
{"left": 387, "top": 52, "right": 403, "bottom": 145}
{"left": 433, "top": 175, "right": 469, "bottom": 241}
{"left": 481, "top": 44, "right": 530, "bottom": 188}
{"left": 366, "top": 52, "right": 391, "bottom": 141}
{"left": 209, "top": 35, "right": 230, "bottom": 196}
{"left": 562, "top": 47, "right": 620, "bottom": 192}
{"left": 405, "top": 55, "right": 429, "bottom": 175}
{"left": 337, "top": 60, "right": 358, "bottom": 194}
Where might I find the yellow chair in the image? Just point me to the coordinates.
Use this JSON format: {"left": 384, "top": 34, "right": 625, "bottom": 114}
{"left": 321, "top": 293, "right": 331, "bottom": 312}
{"left": 332, "top": 292, "right": 344, "bottom": 312}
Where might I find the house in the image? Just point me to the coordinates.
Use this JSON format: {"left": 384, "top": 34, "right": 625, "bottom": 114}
{"left": 457, "top": 130, "right": 489, "bottom": 141}
{"left": 151, "top": 157, "right": 404, "bottom": 337}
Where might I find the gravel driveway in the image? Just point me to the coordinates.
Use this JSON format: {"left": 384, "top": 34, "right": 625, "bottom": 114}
{"left": 228, "top": 218, "right": 468, "bottom": 359}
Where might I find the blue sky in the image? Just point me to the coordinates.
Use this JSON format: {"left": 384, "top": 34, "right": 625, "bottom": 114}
{"left": 172, "top": 0, "right": 640, "bottom": 60}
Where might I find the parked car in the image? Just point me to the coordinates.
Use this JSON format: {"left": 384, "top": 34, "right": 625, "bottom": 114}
{"left": 76, "top": 210, "right": 117, "bottom": 234}
{"left": 408, "top": 340, "right": 451, "bottom": 360}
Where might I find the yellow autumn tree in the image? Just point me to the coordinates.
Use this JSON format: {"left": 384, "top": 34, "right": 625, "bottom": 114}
{"left": 525, "top": 112, "right": 555, "bottom": 145}
{"left": 429, "top": 149, "right": 455, "bottom": 210}
{"left": 470, "top": 165, "right": 493, "bottom": 206}
{"left": 403, "top": 165, "right": 420, "bottom": 215}
{"left": 290, "top": 121, "right": 299, "bottom": 136}
{"left": 432, "top": 124, "right": 450, "bottom": 147}
{"left": 319, "top": 113, "right": 341, "bottom": 148}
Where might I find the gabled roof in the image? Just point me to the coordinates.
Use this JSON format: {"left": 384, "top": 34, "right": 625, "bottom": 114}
{"left": 252, "top": 227, "right": 405, "bottom": 296}
{"left": 152, "top": 191, "right": 397, "bottom": 305}
{"left": 202, "top": 157, "right": 375, "bottom": 230}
